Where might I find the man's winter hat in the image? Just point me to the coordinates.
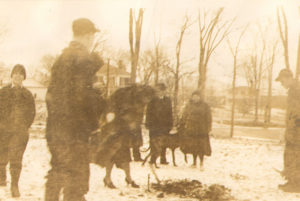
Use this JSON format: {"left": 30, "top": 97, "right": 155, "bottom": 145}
{"left": 11, "top": 64, "right": 26, "bottom": 79}
{"left": 275, "top": 68, "right": 293, "bottom": 81}
{"left": 72, "top": 18, "right": 99, "bottom": 36}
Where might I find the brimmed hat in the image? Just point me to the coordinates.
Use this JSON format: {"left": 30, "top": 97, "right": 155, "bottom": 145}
{"left": 72, "top": 18, "right": 100, "bottom": 36}
{"left": 275, "top": 68, "right": 293, "bottom": 81}
{"left": 11, "top": 64, "right": 26, "bottom": 79}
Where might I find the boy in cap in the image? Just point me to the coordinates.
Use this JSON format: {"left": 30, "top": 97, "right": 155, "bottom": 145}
{"left": 45, "top": 18, "right": 104, "bottom": 201}
{"left": 276, "top": 68, "right": 300, "bottom": 192}
{"left": 0, "top": 64, "right": 36, "bottom": 197}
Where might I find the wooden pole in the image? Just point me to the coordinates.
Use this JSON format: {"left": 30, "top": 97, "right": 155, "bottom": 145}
{"left": 106, "top": 59, "right": 110, "bottom": 97}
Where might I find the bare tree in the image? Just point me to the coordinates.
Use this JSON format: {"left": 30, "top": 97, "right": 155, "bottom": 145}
{"left": 138, "top": 46, "right": 170, "bottom": 85}
{"left": 227, "top": 25, "right": 248, "bottom": 137}
{"left": 277, "top": 6, "right": 290, "bottom": 70}
{"left": 129, "top": 8, "right": 144, "bottom": 84}
{"left": 264, "top": 41, "right": 278, "bottom": 125}
{"left": 170, "top": 16, "right": 194, "bottom": 123}
{"left": 35, "top": 54, "right": 58, "bottom": 86}
{"left": 198, "top": 8, "right": 234, "bottom": 98}
{"left": 154, "top": 41, "right": 160, "bottom": 85}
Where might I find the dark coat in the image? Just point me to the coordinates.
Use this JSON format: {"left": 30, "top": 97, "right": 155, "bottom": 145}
{"left": 46, "top": 41, "right": 104, "bottom": 143}
{"left": 106, "top": 85, "right": 155, "bottom": 146}
{"left": 283, "top": 80, "right": 300, "bottom": 182}
{"left": 0, "top": 84, "right": 35, "bottom": 134}
{"left": 179, "top": 100, "right": 212, "bottom": 156}
{"left": 90, "top": 117, "right": 132, "bottom": 168}
{"left": 145, "top": 96, "right": 173, "bottom": 136}
{"left": 90, "top": 85, "right": 155, "bottom": 167}
{"left": 180, "top": 100, "right": 212, "bottom": 135}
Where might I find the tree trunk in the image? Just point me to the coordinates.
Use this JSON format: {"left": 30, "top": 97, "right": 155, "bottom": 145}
{"left": 296, "top": 34, "right": 300, "bottom": 81}
{"left": 173, "top": 70, "right": 179, "bottom": 125}
{"left": 264, "top": 49, "right": 275, "bottom": 126}
{"left": 106, "top": 59, "right": 110, "bottom": 97}
{"left": 129, "top": 8, "right": 144, "bottom": 84}
{"left": 230, "top": 55, "right": 237, "bottom": 138}
{"left": 198, "top": 48, "right": 206, "bottom": 99}
{"left": 154, "top": 45, "right": 159, "bottom": 85}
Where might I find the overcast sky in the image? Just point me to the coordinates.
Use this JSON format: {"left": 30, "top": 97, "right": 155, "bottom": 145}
{"left": 0, "top": 0, "right": 299, "bottom": 90}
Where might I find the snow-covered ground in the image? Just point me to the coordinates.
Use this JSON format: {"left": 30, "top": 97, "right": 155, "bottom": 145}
{"left": 1, "top": 133, "right": 300, "bottom": 201}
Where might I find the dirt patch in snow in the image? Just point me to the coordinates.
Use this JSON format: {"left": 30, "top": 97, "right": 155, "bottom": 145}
{"left": 152, "top": 179, "right": 237, "bottom": 201}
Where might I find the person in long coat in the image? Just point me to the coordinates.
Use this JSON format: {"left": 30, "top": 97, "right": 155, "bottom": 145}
{"left": 90, "top": 85, "right": 155, "bottom": 188}
{"left": 0, "top": 64, "right": 35, "bottom": 197}
{"left": 179, "top": 90, "right": 212, "bottom": 170}
{"left": 45, "top": 18, "right": 104, "bottom": 201}
{"left": 145, "top": 83, "right": 173, "bottom": 165}
{"left": 276, "top": 69, "right": 300, "bottom": 192}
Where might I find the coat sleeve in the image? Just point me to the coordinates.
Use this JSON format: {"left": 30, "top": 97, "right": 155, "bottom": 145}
{"left": 0, "top": 88, "right": 6, "bottom": 126}
{"left": 179, "top": 104, "right": 189, "bottom": 130}
{"left": 206, "top": 104, "right": 212, "bottom": 132}
{"left": 25, "top": 90, "right": 36, "bottom": 129}
{"left": 166, "top": 97, "right": 173, "bottom": 130}
{"left": 145, "top": 99, "right": 154, "bottom": 129}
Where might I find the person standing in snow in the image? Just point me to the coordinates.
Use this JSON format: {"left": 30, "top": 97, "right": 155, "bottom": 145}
{"left": 0, "top": 64, "right": 36, "bottom": 197}
{"left": 179, "top": 90, "right": 212, "bottom": 170}
{"left": 276, "top": 68, "right": 300, "bottom": 192}
{"left": 145, "top": 82, "right": 173, "bottom": 165}
{"left": 45, "top": 18, "right": 104, "bottom": 201}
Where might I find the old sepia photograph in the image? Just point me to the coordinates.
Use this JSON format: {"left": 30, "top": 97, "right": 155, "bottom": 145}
{"left": 0, "top": 0, "right": 300, "bottom": 200}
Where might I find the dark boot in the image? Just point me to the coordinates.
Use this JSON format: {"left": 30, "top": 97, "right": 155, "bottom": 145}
{"left": 11, "top": 184, "right": 20, "bottom": 197}
{"left": 10, "top": 167, "right": 21, "bottom": 197}
{"left": 0, "top": 167, "right": 6, "bottom": 186}
{"left": 278, "top": 181, "right": 300, "bottom": 193}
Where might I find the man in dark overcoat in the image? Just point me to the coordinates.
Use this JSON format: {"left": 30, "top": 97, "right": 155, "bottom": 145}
{"left": 145, "top": 83, "right": 173, "bottom": 165}
{"left": 45, "top": 18, "right": 104, "bottom": 201}
{"left": 0, "top": 64, "right": 35, "bottom": 197}
{"left": 276, "top": 69, "right": 300, "bottom": 192}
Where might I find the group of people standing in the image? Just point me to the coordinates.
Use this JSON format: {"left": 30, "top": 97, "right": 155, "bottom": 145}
{"left": 0, "top": 18, "right": 213, "bottom": 200}
{"left": 1, "top": 16, "right": 298, "bottom": 201}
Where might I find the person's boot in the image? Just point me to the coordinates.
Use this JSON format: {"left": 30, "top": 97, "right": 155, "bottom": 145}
{"left": 10, "top": 167, "right": 21, "bottom": 197}
{"left": 278, "top": 181, "right": 300, "bottom": 193}
{"left": 0, "top": 167, "right": 7, "bottom": 186}
{"left": 11, "top": 184, "right": 20, "bottom": 197}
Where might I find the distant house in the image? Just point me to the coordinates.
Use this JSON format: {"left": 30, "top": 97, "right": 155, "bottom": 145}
{"left": 0, "top": 67, "right": 10, "bottom": 86}
{"left": 95, "top": 60, "right": 131, "bottom": 95}
{"left": 23, "top": 78, "right": 47, "bottom": 101}
{"left": 227, "top": 86, "right": 287, "bottom": 109}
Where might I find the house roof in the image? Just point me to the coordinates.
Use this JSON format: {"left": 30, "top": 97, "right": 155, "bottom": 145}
{"left": 23, "top": 78, "right": 45, "bottom": 88}
{"left": 97, "top": 65, "right": 130, "bottom": 77}
{"left": 1, "top": 77, "right": 46, "bottom": 88}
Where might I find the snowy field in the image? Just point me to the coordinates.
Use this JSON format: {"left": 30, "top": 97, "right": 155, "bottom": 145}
{"left": 1, "top": 133, "right": 300, "bottom": 201}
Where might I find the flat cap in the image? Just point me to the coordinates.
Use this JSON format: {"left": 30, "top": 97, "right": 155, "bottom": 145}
{"left": 72, "top": 18, "right": 99, "bottom": 36}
